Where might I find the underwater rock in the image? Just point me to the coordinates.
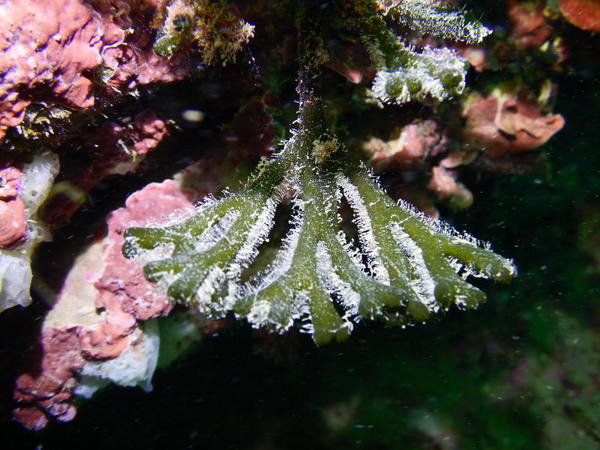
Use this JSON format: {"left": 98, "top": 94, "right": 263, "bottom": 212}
{"left": 0, "top": 166, "right": 26, "bottom": 248}
{"left": 426, "top": 166, "right": 473, "bottom": 211}
{"left": 231, "top": 99, "right": 276, "bottom": 157}
{"left": 92, "top": 0, "right": 191, "bottom": 89}
{"left": 0, "top": 197, "right": 27, "bottom": 248}
{"left": 95, "top": 180, "right": 195, "bottom": 322}
{"left": 42, "top": 111, "right": 167, "bottom": 226}
{"left": 0, "top": 0, "right": 197, "bottom": 143}
{"left": 508, "top": 0, "right": 552, "bottom": 50}
{"left": 0, "top": 152, "right": 59, "bottom": 313}
{"left": 128, "top": 111, "right": 169, "bottom": 156}
{"left": 13, "top": 327, "right": 85, "bottom": 430}
{"left": 13, "top": 165, "right": 222, "bottom": 429}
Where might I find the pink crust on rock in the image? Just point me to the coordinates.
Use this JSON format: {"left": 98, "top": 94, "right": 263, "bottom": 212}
{"left": 14, "top": 327, "right": 84, "bottom": 430}
{"left": 94, "top": 180, "right": 196, "bottom": 322}
{"left": 92, "top": 0, "right": 190, "bottom": 89}
{"left": 0, "top": 166, "right": 27, "bottom": 247}
{"left": 0, "top": 0, "right": 189, "bottom": 141}
{"left": 14, "top": 179, "right": 196, "bottom": 429}
{"left": 0, "top": 0, "right": 104, "bottom": 139}
{"left": 0, "top": 197, "right": 27, "bottom": 248}
{"left": 559, "top": 0, "right": 600, "bottom": 32}
{"left": 364, "top": 120, "right": 448, "bottom": 172}
{"left": 463, "top": 93, "right": 565, "bottom": 158}
{"left": 129, "top": 110, "right": 169, "bottom": 155}
{"left": 426, "top": 166, "right": 473, "bottom": 210}
{"left": 0, "top": 166, "right": 22, "bottom": 199}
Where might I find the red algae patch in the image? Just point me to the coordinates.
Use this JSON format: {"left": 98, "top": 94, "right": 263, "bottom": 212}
{"left": 508, "top": 0, "right": 552, "bottom": 50}
{"left": 559, "top": 0, "right": 600, "bottom": 32}
{"left": 0, "top": 198, "right": 26, "bottom": 248}
{"left": 463, "top": 93, "right": 565, "bottom": 158}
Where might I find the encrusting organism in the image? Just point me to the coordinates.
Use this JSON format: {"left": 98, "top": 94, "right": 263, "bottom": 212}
{"left": 123, "top": 0, "right": 516, "bottom": 345}
{"left": 152, "top": 0, "right": 255, "bottom": 63}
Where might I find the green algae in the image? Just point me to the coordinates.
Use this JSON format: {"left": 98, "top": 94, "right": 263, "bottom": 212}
{"left": 123, "top": 99, "right": 514, "bottom": 344}
{"left": 124, "top": 0, "right": 515, "bottom": 344}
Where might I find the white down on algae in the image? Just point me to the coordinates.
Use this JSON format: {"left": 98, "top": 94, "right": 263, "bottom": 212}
{"left": 315, "top": 241, "right": 361, "bottom": 327}
{"left": 371, "top": 47, "right": 468, "bottom": 105}
{"left": 385, "top": 0, "right": 492, "bottom": 45}
{"left": 336, "top": 174, "right": 390, "bottom": 283}
{"left": 128, "top": 163, "right": 515, "bottom": 339}
{"left": 390, "top": 222, "right": 437, "bottom": 312}
{"left": 243, "top": 195, "right": 307, "bottom": 333}
{"left": 221, "top": 175, "right": 294, "bottom": 314}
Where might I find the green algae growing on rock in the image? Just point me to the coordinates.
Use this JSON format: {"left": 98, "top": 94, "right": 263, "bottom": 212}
{"left": 123, "top": 0, "right": 514, "bottom": 345}
{"left": 122, "top": 99, "right": 515, "bottom": 345}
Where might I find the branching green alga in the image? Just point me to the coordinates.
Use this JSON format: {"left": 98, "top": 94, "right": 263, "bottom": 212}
{"left": 123, "top": 0, "right": 515, "bottom": 345}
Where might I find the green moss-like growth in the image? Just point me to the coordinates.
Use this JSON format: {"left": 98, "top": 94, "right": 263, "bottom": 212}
{"left": 152, "top": 0, "right": 254, "bottom": 64}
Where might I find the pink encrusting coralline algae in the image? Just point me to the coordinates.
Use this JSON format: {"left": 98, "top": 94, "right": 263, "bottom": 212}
{"left": 462, "top": 92, "right": 565, "bottom": 158}
{"left": 0, "top": 166, "right": 27, "bottom": 248}
{"left": 0, "top": 0, "right": 105, "bottom": 140}
{"left": 363, "top": 120, "right": 448, "bottom": 172}
{"left": 13, "top": 179, "right": 196, "bottom": 429}
{"left": 13, "top": 155, "right": 229, "bottom": 430}
{"left": 0, "top": 0, "right": 189, "bottom": 141}
{"left": 559, "top": 0, "right": 600, "bottom": 32}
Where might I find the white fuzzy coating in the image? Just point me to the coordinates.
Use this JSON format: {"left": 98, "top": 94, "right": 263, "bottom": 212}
{"left": 390, "top": 222, "right": 437, "bottom": 312}
{"left": 224, "top": 175, "right": 295, "bottom": 305}
{"left": 189, "top": 209, "right": 240, "bottom": 253}
{"left": 289, "top": 291, "right": 315, "bottom": 335}
{"left": 336, "top": 174, "right": 390, "bottom": 283}
{"left": 235, "top": 194, "right": 306, "bottom": 334}
{"left": 362, "top": 168, "right": 484, "bottom": 248}
{"left": 195, "top": 266, "right": 227, "bottom": 313}
{"left": 372, "top": 47, "right": 467, "bottom": 105}
{"left": 333, "top": 184, "right": 367, "bottom": 271}
{"left": 231, "top": 175, "right": 293, "bottom": 276}
{"left": 385, "top": 0, "right": 492, "bottom": 44}
{"left": 315, "top": 241, "right": 360, "bottom": 326}
{"left": 244, "top": 195, "right": 304, "bottom": 295}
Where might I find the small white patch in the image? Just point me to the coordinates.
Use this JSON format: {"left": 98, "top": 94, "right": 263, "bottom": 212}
{"left": 336, "top": 174, "right": 390, "bottom": 283}
{"left": 315, "top": 241, "right": 361, "bottom": 323}
{"left": 390, "top": 222, "right": 437, "bottom": 311}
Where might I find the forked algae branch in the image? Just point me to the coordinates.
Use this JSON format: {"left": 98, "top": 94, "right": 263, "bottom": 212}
{"left": 348, "top": 0, "right": 491, "bottom": 104}
{"left": 123, "top": 84, "right": 515, "bottom": 345}
{"left": 123, "top": 0, "right": 515, "bottom": 345}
